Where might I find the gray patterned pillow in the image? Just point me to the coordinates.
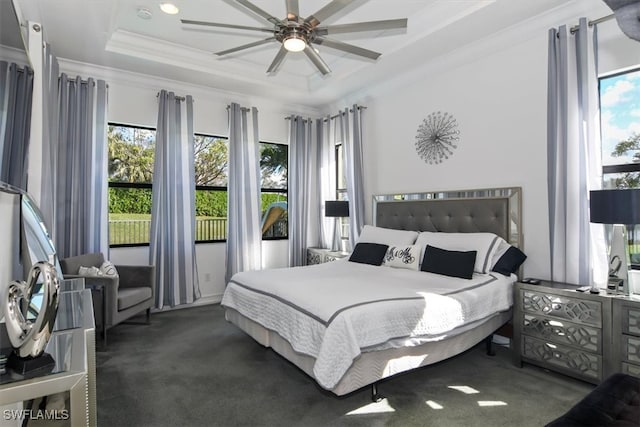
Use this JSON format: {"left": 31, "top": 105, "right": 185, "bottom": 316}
{"left": 382, "top": 245, "right": 420, "bottom": 270}
{"left": 79, "top": 266, "right": 103, "bottom": 277}
{"left": 99, "top": 260, "right": 119, "bottom": 277}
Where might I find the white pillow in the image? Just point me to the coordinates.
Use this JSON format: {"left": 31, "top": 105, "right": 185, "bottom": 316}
{"left": 415, "top": 232, "right": 502, "bottom": 274}
{"left": 100, "top": 260, "right": 119, "bottom": 277}
{"left": 358, "top": 225, "right": 419, "bottom": 246}
{"left": 382, "top": 245, "right": 420, "bottom": 270}
{"left": 79, "top": 266, "right": 103, "bottom": 277}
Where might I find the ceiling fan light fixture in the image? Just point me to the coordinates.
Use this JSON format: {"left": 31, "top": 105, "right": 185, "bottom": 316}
{"left": 159, "top": 3, "right": 180, "bottom": 15}
{"left": 283, "top": 35, "right": 306, "bottom": 52}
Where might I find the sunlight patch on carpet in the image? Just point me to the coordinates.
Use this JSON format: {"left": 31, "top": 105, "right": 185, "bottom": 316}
{"left": 346, "top": 399, "right": 396, "bottom": 415}
{"left": 426, "top": 400, "right": 444, "bottom": 410}
{"left": 478, "top": 401, "right": 508, "bottom": 407}
{"left": 448, "top": 385, "right": 479, "bottom": 394}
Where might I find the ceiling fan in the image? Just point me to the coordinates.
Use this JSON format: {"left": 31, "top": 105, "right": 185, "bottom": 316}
{"left": 181, "top": 0, "right": 408, "bottom": 75}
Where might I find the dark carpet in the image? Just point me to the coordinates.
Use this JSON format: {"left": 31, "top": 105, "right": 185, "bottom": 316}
{"left": 96, "top": 305, "right": 593, "bottom": 427}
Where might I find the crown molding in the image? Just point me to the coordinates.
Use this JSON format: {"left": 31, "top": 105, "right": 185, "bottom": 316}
{"left": 56, "top": 56, "right": 321, "bottom": 116}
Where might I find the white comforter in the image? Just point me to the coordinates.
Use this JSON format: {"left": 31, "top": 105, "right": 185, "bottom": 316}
{"left": 221, "top": 260, "right": 514, "bottom": 390}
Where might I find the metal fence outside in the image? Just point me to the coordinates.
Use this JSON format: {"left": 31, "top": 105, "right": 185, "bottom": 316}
{"left": 109, "top": 217, "right": 287, "bottom": 245}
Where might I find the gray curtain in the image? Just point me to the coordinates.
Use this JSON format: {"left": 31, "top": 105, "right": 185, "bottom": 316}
{"left": 288, "top": 115, "right": 316, "bottom": 266}
{"left": 150, "top": 90, "right": 200, "bottom": 308}
{"left": 338, "top": 105, "right": 365, "bottom": 248}
{"left": 547, "top": 19, "right": 607, "bottom": 285}
{"left": 39, "top": 43, "right": 60, "bottom": 230}
{"left": 54, "top": 74, "right": 109, "bottom": 258}
{"left": 225, "top": 103, "right": 261, "bottom": 282}
{"left": 0, "top": 61, "right": 33, "bottom": 189}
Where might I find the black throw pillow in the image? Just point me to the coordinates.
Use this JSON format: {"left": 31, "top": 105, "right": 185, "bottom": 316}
{"left": 349, "top": 243, "right": 389, "bottom": 266}
{"left": 492, "top": 246, "right": 527, "bottom": 276}
{"left": 421, "top": 245, "right": 477, "bottom": 279}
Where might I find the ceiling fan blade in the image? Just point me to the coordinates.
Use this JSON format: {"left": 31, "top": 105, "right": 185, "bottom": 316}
{"left": 303, "top": 46, "right": 331, "bottom": 75}
{"left": 181, "top": 19, "right": 273, "bottom": 33}
{"left": 304, "top": 0, "right": 354, "bottom": 28}
{"left": 313, "top": 37, "right": 380, "bottom": 60}
{"left": 267, "top": 46, "right": 289, "bottom": 73}
{"left": 216, "top": 37, "right": 277, "bottom": 56}
{"left": 285, "top": 0, "right": 300, "bottom": 21}
{"left": 235, "top": 0, "right": 281, "bottom": 25}
{"left": 315, "top": 18, "right": 408, "bottom": 36}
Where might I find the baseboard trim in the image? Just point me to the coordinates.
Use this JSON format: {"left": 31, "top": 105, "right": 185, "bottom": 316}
{"left": 150, "top": 294, "right": 222, "bottom": 313}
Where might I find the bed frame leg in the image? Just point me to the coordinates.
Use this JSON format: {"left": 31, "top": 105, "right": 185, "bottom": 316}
{"left": 371, "top": 383, "right": 384, "bottom": 402}
{"left": 485, "top": 334, "right": 496, "bottom": 356}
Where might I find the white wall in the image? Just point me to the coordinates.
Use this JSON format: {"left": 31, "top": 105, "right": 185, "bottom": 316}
{"left": 330, "top": 1, "right": 640, "bottom": 280}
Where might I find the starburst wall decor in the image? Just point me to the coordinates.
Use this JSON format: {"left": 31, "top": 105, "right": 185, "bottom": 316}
{"left": 415, "top": 111, "right": 460, "bottom": 164}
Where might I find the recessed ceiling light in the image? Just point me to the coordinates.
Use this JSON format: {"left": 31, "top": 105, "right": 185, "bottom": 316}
{"left": 137, "top": 7, "right": 153, "bottom": 20}
{"left": 159, "top": 3, "right": 179, "bottom": 15}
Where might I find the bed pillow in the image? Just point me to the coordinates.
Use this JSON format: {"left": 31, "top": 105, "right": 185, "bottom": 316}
{"left": 358, "top": 225, "right": 419, "bottom": 246}
{"left": 415, "top": 232, "right": 501, "bottom": 274}
{"left": 349, "top": 242, "right": 389, "bottom": 266}
{"left": 492, "top": 245, "right": 527, "bottom": 276}
{"left": 382, "top": 245, "right": 420, "bottom": 270}
{"left": 100, "top": 260, "right": 119, "bottom": 277}
{"left": 420, "top": 245, "right": 477, "bottom": 279}
{"left": 78, "top": 266, "right": 103, "bottom": 277}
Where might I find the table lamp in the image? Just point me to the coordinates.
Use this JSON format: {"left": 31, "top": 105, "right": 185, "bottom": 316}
{"left": 590, "top": 189, "right": 640, "bottom": 295}
{"left": 325, "top": 200, "right": 349, "bottom": 252}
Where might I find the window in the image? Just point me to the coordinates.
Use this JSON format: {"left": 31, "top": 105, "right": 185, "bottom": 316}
{"left": 108, "top": 123, "right": 155, "bottom": 246}
{"left": 107, "top": 123, "right": 288, "bottom": 246}
{"left": 599, "top": 67, "right": 640, "bottom": 263}
{"left": 335, "top": 143, "right": 349, "bottom": 247}
{"left": 260, "top": 142, "right": 288, "bottom": 239}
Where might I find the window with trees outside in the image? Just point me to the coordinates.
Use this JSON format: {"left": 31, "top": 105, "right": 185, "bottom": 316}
{"left": 599, "top": 67, "right": 640, "bottom": 265}
{"left": 107, "top": 123, "right": 288, "bottom": 246}
{"left": 335, "top": 143, "right": 349, "bottom": 248}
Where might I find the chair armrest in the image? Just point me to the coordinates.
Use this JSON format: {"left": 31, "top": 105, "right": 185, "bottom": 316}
{"left": 116, "top": 265, "right": 155, "bottom": 291}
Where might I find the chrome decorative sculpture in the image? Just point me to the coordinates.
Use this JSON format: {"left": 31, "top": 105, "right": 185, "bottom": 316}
{"left": 5, "top": 261, "right": 60, "bottom": 360}
{"left": 415, "top": 111, "right": 460, "bottom": 164}
{"left": 0, "top": 182, "right": 63, "bottom": 375}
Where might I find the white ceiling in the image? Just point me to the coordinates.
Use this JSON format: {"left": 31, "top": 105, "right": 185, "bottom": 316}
{"left": 4, "top": 0, "right": 579, "bottom": 106}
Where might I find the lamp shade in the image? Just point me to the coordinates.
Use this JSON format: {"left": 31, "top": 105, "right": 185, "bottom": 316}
{"left": 325, "top": 200, "right": 349, "bottom": 218}
{"left": 590, "top": 189, "right": 640, "bottom": 224}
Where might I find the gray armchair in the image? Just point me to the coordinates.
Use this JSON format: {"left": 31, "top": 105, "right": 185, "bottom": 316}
{"left": 59, "top": 253, "right": 155, "bottom": 345}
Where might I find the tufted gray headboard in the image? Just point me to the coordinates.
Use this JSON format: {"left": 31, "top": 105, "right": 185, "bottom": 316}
{"left": 373, "top": 187, "right": 522, "bottom": 249}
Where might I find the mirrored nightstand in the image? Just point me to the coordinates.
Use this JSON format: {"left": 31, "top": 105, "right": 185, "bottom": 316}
{"left": 306, "top": 248, "right": 350, "bottom": 265}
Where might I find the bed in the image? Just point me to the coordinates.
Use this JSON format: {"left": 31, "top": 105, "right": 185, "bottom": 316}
{"left": 222, "top": 187, "right": 524, "bottom": 397}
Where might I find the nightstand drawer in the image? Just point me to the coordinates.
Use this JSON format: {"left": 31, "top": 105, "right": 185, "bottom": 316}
{"left": 622, "top": 362, "right": 640, "bottom": 378}
{"left": 621, "top": 305, "right": 640, "bottom": 336}
{"left": 621, "top": 335, "right": 640, "bottom": 364}
{"left": 522, "top": 314, "right": 602, "bottom": 353}
{"left": 522, "top": 290, "right": 602, "bottom": 327}
{"left": 522, "top": 335, "right": 601, "bottom": 381}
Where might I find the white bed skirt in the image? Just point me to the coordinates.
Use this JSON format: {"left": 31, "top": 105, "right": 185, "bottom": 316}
{"left": 224, "top": 307, "right": 512, "bottom": 396}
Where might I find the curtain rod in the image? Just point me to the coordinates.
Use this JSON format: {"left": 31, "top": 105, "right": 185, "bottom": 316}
{"left": 156, "top": 92, "right": 186, "bottom": 101}
{"left": 226, "top": 105, "right": 252, "bottom": 111}
{"left": 569, "top": 13, "right": 615, "bottom": 34}
{"left": 284, "top": 105, "right": 367, "bottom": 121}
